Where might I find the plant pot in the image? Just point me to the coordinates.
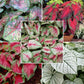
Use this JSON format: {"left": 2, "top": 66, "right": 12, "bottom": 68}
{"left": 64, "top": 34, "right": 74, "bottom": 42}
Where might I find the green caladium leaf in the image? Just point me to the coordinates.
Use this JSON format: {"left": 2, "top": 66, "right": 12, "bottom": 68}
{"left": 63, "top": 78, "right": 83, "bottom": 84}
{"left": 42, "top": 64, "right": 64, "bottom": 84}
{"left": 51, "top": 46, "right": 77, "bottom": 74}
{"left": 65, "top": 74, "right": 76, "bottom": 81}
{"left": 3, "top": 19, "right": 21, "bottom": 42}
{"left": 21, "top": 50, "right": 32, "bottom": 63}
{"left": 27, "top": 40, "right": 42, "bottom": 49}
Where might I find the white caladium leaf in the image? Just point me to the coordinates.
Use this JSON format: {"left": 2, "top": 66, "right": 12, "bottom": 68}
{"left": 51, "top": 47, "right": 77, "bottom": 74}
{"left": 21, "top": 50, "right": 32, "bottom": 63}
{"left": 42, "top": 47, "right": 51, "bottom": 53}
{"left": 63, "top": 78, "right": 83, "bottom": 84}
{"left": 3, "top": 19, "right": 21, "bottom": 42}
{"left": 71, "top": 50, "right": 84, "bottom": 66}
{"left": 51, "top": 43, "right": 63, "bottom": 55}
{"left": 27, "top": 40, "right": 42, "bottom": 49}
{"left": 10, "top": 0, "right": 30, "bottom": 12}
{"left": 42, "top": 64, "right": 64, "bottom": 84}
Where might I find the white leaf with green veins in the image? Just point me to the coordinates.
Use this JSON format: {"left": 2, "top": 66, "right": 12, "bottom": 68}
{"left": 42, "top": 64, "right": 64, "bottom": 84}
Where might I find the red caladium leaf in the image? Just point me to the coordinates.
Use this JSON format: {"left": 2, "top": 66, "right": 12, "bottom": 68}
{"left": 0, "top": 53, "right": 11, "bottom": 69}
{"left": 22, "top": 64, "right": 37, "bottom": 80}
{"left": 4, "top": 72, "right": 13, "bottom": 81}
{"left": 38, "top": 64, "right": 42, "bottom": 69}
{"left": 0, "top": 42, "right": 9, "bottom": 51}
{"left": 0, "top": 74, "right": 3, "bottom": 83}
{"left": 51, "top": 8, "right": 58, "bottom": 20}
{"left": 72, "top": 2, "right": 81, "bottom": 16}
{"left": 61, "top": 1, "right": 71, "bottom": 7}
{"left": 61, "top": 6, "right": 72, "bottom": 19}
{"left": 10, "top": 42, "right": 21, "bottom": 54}
{"left": 68, "top": 17, "right": 78, "bottom": 34}
{"left": 11, "top": 61, "right": 22, "bottom": 74}
{"left": 6, "top": 53, "right": 13, "bottom": 63}
{"left": 44, "top": 3, "right": 55, "bottom": 15}
{"left": 14, "top": 75, "right": 24, "bottom": 84}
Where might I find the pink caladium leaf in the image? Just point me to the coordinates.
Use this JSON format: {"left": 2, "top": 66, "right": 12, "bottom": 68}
{"left": 42, "top": 47, "right": 51, "bottom": 53}
{"left": 0, "top": 53, "right": 11, "bottom": 69}
{"left": 51, "top": 43, "right": 63, "bottom": 55}
{"left": 57, "top": 53, "right": 63, "bottom": 62}
{"left": 9, "top": 0, "right": 30, "bottom": 12}
{"left": 21, "top": 50, "right": 32, "bottom": 63}
{"left": 11, "top": 61, "right": 22, "bottom": 74}
{"left": 27, "top": 40, "right": 42, "bottom": 49}
{"left": 49, "top": 26, "right": 60, "bottom": 37}
{"left": 49, "top": 54, "right": 56, "bottom": 61}
{"left": 22, "top": 64, "right": 37, "bottom": 80}
{"left": 14, "top": 75, "right": 24, "bottom": 84}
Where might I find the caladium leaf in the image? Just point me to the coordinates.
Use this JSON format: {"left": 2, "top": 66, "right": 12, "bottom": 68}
{"left": 42, "top": 64, "right": 64, "bottom": 84}
{"left": 14, "top": 75, "right": 24, "bottom": 84}
{"left": 49, "top": 26, "right": 60, "bottom": 37}
{"left": 4, "top": 72, "right": 13, "bottom": 81}
{"left": 68, "top": 17, "right": 78, "bottom": 34}
{"left": 10, "top": 42, "right": 21, "bottom": 54}
{"left": 0, "top": 74, "right": 3, "bottom": 83}
{"left": 10, "top": 0, "right": 30, "bottom": 12}
{"left": 21, "top": 50, "right": 32, "bottom": 63}
{"left": 29, "top": 6, "right": 42, "bottom": 20}
{"left": 11, "top": 61, "right": 22, "bottom": 74}
{"left": 3, "top": 19, "right": 21, "bottom": 42}
{"left": 72, "top": 3, "right": 81, "bottom": 16}
{"left": 51, "top": 46, "right": 77, "bottom": 74}
{"left": 0, "top": 53, "right": 11, "bottom": 69}
{"left": 63, "top": 78, "right": 83, "bottom": 84}
{"left": 27, "top": 40, "right": 42, "bottom": 49}
{"left": 22, "top": 64, "right": 37, "bottom": 80}
{"left": 65, "top": 74, "right": 76, "bottom": 81}
{"left": 61, "top": 6, "right": 72, "bottom": 19}
{"left": 51, "top": 43, "right": 63, "bottom": 55}
{"left": 42, "top": 47, "right": 51, "bottom": 53}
